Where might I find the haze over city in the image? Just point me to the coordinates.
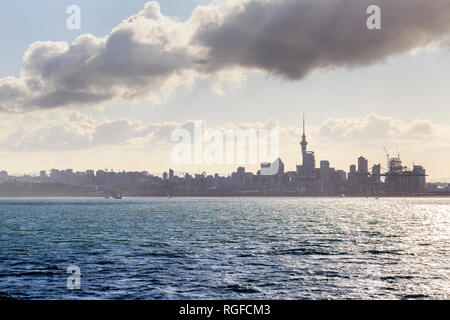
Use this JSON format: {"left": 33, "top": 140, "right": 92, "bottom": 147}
{"left": 0, "top": 0, "right": 449, "bottom": 180}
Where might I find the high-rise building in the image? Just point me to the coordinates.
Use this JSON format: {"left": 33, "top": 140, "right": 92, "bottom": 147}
{"left": 236, "top": 167, "right": 245, "bottom": 176}
{"left": 371, "top": 164, "right": 381, "bottom": 182}
{"left": 348, "top": 165, "right": 357, "bottom": 182}
{"left": 0, "top": 170, "right": 8, "bottom": 183}
{"left": 357, "top": 156, "right": 369, "bottom": 192}
{"left": 347, "top": 164, "right": 358, "bottom": 194}
{"left": 320, "top": 160, "right": 330, "bottom": 193}
{"left": 371, "top": 164, "right": 381, "bottom": 193}
{"left": 262, "top": 158, "right": 285, "bottom": 176}
{"left": 357, "top": 156, "right": 368, "bottom": 174}
{"left": 412, "top": 165, "right": 426, "bottom": 192}
{"left": 336, "top": 170, "right": 347, "bottom": 182}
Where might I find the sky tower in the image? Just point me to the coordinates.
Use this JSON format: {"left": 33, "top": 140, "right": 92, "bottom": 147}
{"left": 299, "top": 113, "right": 315, "bottom": 178}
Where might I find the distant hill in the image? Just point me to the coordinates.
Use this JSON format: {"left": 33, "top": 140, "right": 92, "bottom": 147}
{"left": 428, "top": 178, "right": 450, "bottom": 183}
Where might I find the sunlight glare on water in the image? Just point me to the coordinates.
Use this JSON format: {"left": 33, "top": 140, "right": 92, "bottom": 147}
{"left": 0, "top": 197, "right": 449, "bottom": 299}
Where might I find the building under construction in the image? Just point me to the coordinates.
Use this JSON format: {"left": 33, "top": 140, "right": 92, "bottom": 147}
{"left": 382, "top": 156, "right": 426, "bottom": 195}
{"left": 361, "top": 149, "right": 427, "bottom": 196}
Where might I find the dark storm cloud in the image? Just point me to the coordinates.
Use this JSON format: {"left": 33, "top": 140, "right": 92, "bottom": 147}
{"left": 195, "top": 0, "right": 450, "bottom": 79}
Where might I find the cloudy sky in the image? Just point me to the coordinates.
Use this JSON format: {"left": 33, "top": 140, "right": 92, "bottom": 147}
{"left": 0, "top": 0, "right": 449, "bottom": 179}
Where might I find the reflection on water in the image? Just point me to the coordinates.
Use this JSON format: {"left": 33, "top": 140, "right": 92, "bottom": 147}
{"left": 0, "top": 197, "right": 449, "bottom": 299}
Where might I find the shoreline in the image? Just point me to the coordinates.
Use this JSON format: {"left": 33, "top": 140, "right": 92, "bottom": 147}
{"left": 0, "top": 194, "right": 449, "bottom": 198}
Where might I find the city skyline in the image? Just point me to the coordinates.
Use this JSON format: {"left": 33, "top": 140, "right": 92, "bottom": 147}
{"left": 0, "top": 114, "right": 434, "bottom": 194}
{"left": 0, "top": 1, "right": 449, "bottom": 180}
{"left": 0, "top": 113, "right": 447, "bottom": 182}
{"left": 0, "top": 122, "right": 435, "bottom": 197}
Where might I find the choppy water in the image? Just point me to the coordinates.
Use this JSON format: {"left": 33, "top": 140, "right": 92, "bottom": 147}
{"left": 0, "top": 197, "right": 449, "bottom": 300}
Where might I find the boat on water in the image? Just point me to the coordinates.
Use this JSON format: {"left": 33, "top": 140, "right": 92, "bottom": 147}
{"left": 112, "top": 192, "right": 122, "bottom": 199}
{"left": 104, "top": 191, "right": 122, "bottom": 199}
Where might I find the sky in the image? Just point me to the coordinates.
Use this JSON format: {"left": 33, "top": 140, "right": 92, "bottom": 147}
{"left": 0, "top": 0, "right": 449, "bottom": 180}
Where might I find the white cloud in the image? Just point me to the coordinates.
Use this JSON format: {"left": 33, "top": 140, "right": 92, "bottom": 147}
{"left": 314, "top": 114, "right": 448, "bottom": 149}
{"left": 1, "top": 0, "right": 450, "bottom": 112}
{"left": 210, "top": 82, "right": 226, "bottom": 96}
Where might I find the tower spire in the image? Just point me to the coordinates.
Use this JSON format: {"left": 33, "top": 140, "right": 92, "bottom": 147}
{"left": 302, "top": 112, "right": 305, "bottom": 137}
{"left": 300, "top": 112, "right": 308, "bottom": 156}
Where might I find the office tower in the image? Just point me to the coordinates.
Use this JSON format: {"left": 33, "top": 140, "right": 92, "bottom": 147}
{"left": 320, "top": 160, "right": 330, "bottom": 193}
